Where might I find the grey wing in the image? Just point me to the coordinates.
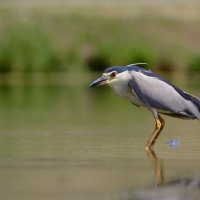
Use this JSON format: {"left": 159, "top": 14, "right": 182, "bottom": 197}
{"left": 129, "top": 71, "right": 200, "bottom": 119}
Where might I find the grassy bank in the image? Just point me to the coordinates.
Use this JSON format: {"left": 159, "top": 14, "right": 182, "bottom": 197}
{"left": 0, "top": 3, "right": 199, "bottom": 73}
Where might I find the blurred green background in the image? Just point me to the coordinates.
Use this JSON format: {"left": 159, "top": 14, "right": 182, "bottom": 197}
{"left": 0, "top": 0, "right": 200, "bottom": 75}
{"left": 0, "top": 1, "right": 200, "bottom": 200}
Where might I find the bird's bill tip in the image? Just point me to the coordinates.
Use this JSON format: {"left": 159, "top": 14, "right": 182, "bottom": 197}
{"left": 89, "top": 76, "right": 108, "bottom": 88}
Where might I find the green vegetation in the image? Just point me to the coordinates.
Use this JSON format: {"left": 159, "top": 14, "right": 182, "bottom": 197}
{"left": 0, "top": 22, "right": 65, "bottom": 72}
{"left": 188, "top": 56, "right": 200, "bottom": 72}
{"left": 0, "top": 3, "right": 199, "bottom": 74}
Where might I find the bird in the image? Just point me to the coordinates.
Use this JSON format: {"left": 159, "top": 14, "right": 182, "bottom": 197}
{"left": 89, "top": 63, "right": 200, "bottom": 151}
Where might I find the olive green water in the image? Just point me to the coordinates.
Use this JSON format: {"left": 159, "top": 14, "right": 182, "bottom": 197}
{"left": 0, "top": 73, "right": 199, "bottom": 200}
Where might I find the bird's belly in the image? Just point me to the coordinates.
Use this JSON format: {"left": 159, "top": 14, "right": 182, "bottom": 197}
{"left": 112, "top": 85, "right": 144, "bottom": 106}
{"left": 129, "top": 95, "right": 144, "bottom": 106}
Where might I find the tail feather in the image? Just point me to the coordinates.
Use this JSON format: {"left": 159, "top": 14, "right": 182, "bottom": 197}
{"left": 186, "top": 93, "right": 200, "bottom": 119}
{"left": 190, "top": 95, "right": 200, "bottom": 111}
{"left": 172, "top": 85, "right": 200, "bottom": 119}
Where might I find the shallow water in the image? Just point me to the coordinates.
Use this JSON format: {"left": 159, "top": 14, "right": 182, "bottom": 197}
{"left": 0, "top": 73, "right": 199, "bottom": 200}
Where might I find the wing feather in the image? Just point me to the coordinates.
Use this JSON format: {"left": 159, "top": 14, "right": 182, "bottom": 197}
{"left": 129, "top": 71, "right": 200, "bottom": 119}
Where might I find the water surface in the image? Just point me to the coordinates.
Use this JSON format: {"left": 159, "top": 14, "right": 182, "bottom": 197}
{"left": 0, "top": 73, "right": 199, "bottom": 200}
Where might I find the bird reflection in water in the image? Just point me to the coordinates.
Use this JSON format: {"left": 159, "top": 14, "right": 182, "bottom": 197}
{"left": 146, "top": 149, "right": 164, "bottom": 187}
{"left": 131, "top": 149, "right": 200, "bottom": 200}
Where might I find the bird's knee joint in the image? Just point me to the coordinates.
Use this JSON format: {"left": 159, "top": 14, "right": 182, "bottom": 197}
{"left": 156, "top": 120, "right": 162, "bottom": 130}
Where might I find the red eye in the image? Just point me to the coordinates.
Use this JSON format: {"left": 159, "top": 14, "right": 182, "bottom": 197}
{"left": 110, "top": 71, "right": 117, "bottom": 78}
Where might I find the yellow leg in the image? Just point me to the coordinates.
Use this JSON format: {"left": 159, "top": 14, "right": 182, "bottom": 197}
{"left": 145, "top": 115, "right": 165, "bottom": 151}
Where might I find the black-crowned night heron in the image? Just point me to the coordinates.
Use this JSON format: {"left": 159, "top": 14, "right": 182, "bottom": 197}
{"left": 89, "top": 64, "right": 200, "bottom": 151}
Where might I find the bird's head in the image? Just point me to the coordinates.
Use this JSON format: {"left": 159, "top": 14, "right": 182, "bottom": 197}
{"left": 89, "top": 66, "right": 129, "bottom": 88}
{"left": 89, "top": 64, "right": 147, "bottom": 88}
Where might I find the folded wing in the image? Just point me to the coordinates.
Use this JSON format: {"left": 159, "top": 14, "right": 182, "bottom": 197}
{"left": 129, "top": 70, "right": 200, "bottom": 119}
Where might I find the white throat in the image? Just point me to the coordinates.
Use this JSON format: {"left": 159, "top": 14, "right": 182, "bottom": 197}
{"left": 108, "top": 71, "right": 131, "bottom": 97}
{"left": 108, "top": 70, "right": 143, "bottom": 106}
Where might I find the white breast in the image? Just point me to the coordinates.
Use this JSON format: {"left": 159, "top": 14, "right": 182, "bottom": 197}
{"left": 108, "top": 71, "right": 144, "bottom": 106}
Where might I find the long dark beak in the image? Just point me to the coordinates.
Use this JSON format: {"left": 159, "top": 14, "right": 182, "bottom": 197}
{"left": 89, "top": 76, "right": 108, "bottom": 88}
